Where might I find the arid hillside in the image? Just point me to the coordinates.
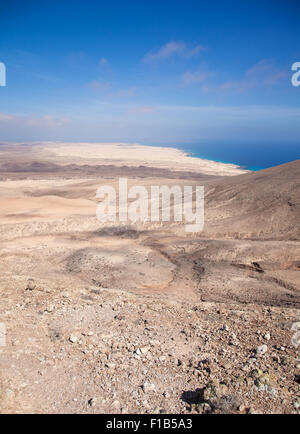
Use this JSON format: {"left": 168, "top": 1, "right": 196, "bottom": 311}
{"left": 203, "top": 160, "right": 300, "bottom": 240}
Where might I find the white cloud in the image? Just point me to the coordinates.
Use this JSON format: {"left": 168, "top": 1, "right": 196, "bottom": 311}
{"left": 0, "top": 112, "right": 14, "bottom": 121}
{"left": 86, "top": 79, "right": 111, "bottom": 91}
{"left": 99, "top": 57, "right": 108, "bottom": 65}
{"left": 182, "top": 70, "right": 211, "bottom": 85}
{"left": 143, "top": 41, "right": 205, "bottom": 62}
{"left": 1, "top": 104, "right": 300, "bottom": 142}
{"left": 0, "top": 112, "right": 70, "bottom": 128}
{"left": 210, "top": 59, "right": 288, "bottom": 93}
{"left": 27, "top": 115, "right": 70, "bottom": 127}
{"left": 114, "top": 87, "right": 137, "bottom": 98}
{"left": 129, "top": 106, "right": 155, "bottom": 114}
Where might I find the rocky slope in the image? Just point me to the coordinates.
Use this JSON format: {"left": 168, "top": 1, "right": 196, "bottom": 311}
{"left": 203, "top": 159, "right": 300, "bottom": 240}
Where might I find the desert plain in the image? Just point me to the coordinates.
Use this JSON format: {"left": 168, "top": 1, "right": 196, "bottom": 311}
{"left": 0, "top": 141, "right": 299, "bottom": 414}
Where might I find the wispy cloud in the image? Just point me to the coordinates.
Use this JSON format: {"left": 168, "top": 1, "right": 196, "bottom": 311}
{"left": 114, "top": 86, "right": 137, "bottom": 98}
{"left": 1, "top": 104, "right": 300, "bottom": 142}
{"left": 86, "top": 79, "right": 111, "bottom": 91}
{"left": 0, "top": 112, "right": 14, "bottom": 121}
{"left": 245, "top": 59, "right": 287, "bottom": 86}
{"left": 0, "top": 112, "right": 70, "bottom": 128}
{"left": 182, "top": 68, "right": 212, "bottom": 85}
{"left": 85, "top": 82, "right": 137, "bottom": 99}
{"left": 99, "top": 57, "right": 108, "bottom": 66}
{"left": 204, "top": 59, "right": 287, "bottom": 93}
{"left": 27, "top": 115, "right": 70, "bottom": 127}
{"left": 129, "top": 106, "right": 155, "bottom": 114}
{"left": 143, "top": 41, "right": 205, "bottom": 63}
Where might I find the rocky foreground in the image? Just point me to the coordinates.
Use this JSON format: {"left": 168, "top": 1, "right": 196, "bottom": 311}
{"left": 0, "top": 281, "right": 299, "bottom": 414}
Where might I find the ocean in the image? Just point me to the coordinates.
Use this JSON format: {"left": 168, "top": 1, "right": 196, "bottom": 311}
{"left": 145, "top": 140, "right": 300, "bottom": 171}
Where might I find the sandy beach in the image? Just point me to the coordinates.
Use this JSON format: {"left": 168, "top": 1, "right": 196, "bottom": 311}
{"left": 38, "top": 142, "right": 248, "bottom": 176}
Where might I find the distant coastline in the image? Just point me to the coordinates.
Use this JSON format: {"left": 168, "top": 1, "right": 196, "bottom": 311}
{"left": 30, "top": 141, "right": 248, "bottom": 177}
{"left": 2, "top": 140, "right": 298, "bottom": 172}
{"left": 139, "top": 140, "right": 300, "bottom": 171}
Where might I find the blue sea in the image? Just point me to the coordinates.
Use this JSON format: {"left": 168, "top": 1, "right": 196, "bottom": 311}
{"left": 143, "top": 140, "right": 300, "bottom": 171}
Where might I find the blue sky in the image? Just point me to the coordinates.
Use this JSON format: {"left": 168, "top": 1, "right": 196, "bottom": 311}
{"left": 0, "top": 0, "right": 300, "bottom": 145}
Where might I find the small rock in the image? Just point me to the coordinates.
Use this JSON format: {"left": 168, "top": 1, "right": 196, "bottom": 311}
{"left": 254, "top": 372, "right": 277, "bottom": 395}
{"left": 26, "top": 279, "right": 36, "bottom": 291}
{"left": 202, "top": 380, "right": 220, "bottom": 401}
{"left": 69, "top": 335, "right": 78, "bottom": 343}
{"left": 263, "top": 332, "right": 271, "bottom": 341}
{"left": 239, "top": 403, "right": 246, "bottom": 412}
{"left": 293, "top": 400, "right": 300, "bottom": 410}
{"left": 140, "top": 345, "right": 151, "bottom": 355}
{"left": 256, "top": 344, "right": 268, "bottom": 356}
{"left": 247, "top": 407, "right": 258, "bottom": 414}
{"left": 142, "top": 381, "right": 156, "bottom": 393}
{"left": 88, "top": 398, "right": 96, "bottom": 407}
{"left": 105, "top": 363, "right": 116, "bottom": 370}
{"left": 195, "top": 402, "right": 211, "bottom": 414}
